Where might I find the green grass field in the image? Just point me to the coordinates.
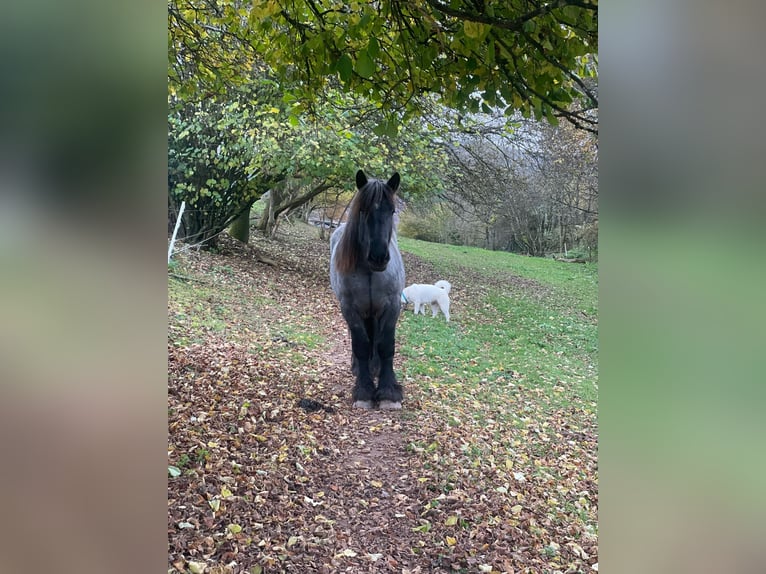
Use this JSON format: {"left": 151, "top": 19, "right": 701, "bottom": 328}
{"left": 397, "top": 237, "right": 598, "bottom": 412}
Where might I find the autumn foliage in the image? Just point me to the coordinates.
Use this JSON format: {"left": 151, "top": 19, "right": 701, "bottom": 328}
{"left": 168, "top": 223, "right": 597, "bottom": 573}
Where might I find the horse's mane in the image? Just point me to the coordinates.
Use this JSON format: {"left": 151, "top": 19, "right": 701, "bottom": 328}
{"left": 334, "top": 177, "right": 395, "bottom": 274}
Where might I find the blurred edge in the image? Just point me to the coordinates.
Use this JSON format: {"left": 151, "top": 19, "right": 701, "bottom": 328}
{"left": 0, "top": 1, "right": 167, "bottom": 573}
{"left": 601, "top": 1, "right": 766, "bottom": 574}
{"left": 2, "top": 1, "right": 765, "bottom": 573}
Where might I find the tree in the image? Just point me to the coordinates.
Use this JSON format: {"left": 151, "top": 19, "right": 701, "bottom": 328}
{"left": 169, "top": 80, "right": 455, "bottom": 244}
{"left": 246, "top": 87, "right": 457, "bottom": 236}
{"left": 249, "top": 0, "right": 597, "bottom": 132}
{"left": 168, "top": 83, "right": 285, "bottom": 245}
{"left": 170, "top": 1, "right": 598, "bottom": 133}
{"left": 168, "top": 0, "right": 261, "bottom": 101}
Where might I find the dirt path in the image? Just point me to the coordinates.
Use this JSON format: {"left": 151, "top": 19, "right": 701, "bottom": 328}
{"left": 169, "top": 230, "right": 438, "bottom": 572}
{"left": 305, "top": 317, "right": 430, "bottom": 572}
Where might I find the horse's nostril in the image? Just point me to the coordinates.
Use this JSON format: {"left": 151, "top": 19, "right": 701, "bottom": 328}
{"left": 369, "top": 255, "right": 389, "bottom": 271}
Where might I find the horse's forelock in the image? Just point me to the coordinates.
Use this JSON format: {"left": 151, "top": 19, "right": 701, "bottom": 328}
{"left": 355, "top": 178, "right": 395, "bottom": 215}
{"left": 335, "top": 177, "right": 396, "bottom": 274}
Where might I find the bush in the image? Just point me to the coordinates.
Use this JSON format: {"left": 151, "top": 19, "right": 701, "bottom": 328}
{"left": 398, "top": 210, "right": 447, "bottom": 243}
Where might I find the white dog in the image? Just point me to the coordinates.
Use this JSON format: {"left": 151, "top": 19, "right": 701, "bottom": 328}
{"left": 402, "top": 280, "right": 451, "bottom": 321}
{"left": 434, "top": 280, "right": 451, "bottom": 294}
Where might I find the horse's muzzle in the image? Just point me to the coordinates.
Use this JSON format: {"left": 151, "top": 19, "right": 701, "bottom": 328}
{"left": 369, "top": 255, "right": 390, "bottom": 272}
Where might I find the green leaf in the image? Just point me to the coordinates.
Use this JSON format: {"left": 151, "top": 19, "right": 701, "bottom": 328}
{"left": 367, "top": 37, "right": 380, "bottom": 58}
{"left": 168, "top": 465, "right": 181, "bottom": 478}
{"left": 251, "top": 0, "right": 281, "bottom": 18}
{"left": 411, "top": 521, "right": 431, "bottom": 533}
{"left": 463, "top": 20, "right": 487, "bottom": 39}
{"left": 545, "top": 107, "right": 560, "bottom": 126}
{"left": 486, "top": 37, "right": 495, "bottom": 65}
{"left": 337, "top": 54, "right": 353, "bottom": 83}
{"left": 355, "top": 51, "right": 375, "bottom": 79}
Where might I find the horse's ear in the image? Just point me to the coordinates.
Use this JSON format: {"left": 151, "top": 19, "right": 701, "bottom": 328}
{"left": 386, "top": 172, "right": 400, "bottom": 191}
{"left": 356, "top": 170, "right": 368, "bottom": 189}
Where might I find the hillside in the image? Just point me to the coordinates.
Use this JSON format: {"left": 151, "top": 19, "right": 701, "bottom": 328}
{"left": 168, "top": 223, "right": 598, "bottom": 574}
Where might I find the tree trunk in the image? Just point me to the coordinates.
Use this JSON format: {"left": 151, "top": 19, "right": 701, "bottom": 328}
{"left": 229, "top": 206, "right": 251, "bottom": 243}
{"left": 559, "top": 216, "right": 565, "bottom": 253}
{"left": 257, "top": 189, "right": 277, "bottom": 234}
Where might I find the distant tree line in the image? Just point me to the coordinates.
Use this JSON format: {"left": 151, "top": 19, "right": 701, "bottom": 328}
{"left": 398, "top": 109, "right": 598, "bottom": 260}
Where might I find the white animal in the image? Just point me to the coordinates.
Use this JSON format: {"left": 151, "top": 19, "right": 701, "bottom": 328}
{"left": 434, "top": 280, "right": 451, "bottom": 295}
{"left": 402, "top": 281, "right": 451, "bottom": 321}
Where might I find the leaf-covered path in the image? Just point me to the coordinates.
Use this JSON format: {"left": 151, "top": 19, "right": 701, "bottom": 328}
{"left": 168, "top": 225, "right": 598, "bottom": 574}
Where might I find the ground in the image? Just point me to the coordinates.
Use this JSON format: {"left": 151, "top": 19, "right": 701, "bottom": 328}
{"left": 168, "top": 224, "right": 598, "bottom": 574}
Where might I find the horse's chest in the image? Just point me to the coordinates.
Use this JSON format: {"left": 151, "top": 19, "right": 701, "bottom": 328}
{"left": 343, "top": 274, "right": 396, "bottom": 315}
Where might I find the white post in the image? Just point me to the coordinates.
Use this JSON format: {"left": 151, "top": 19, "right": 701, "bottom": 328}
{"left": 168, "top": 200, "right": 186, "bottom": 264}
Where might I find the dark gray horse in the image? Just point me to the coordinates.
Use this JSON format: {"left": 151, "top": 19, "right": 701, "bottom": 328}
{"left": 330, "top": 170, "right": 405, "bottom": 409}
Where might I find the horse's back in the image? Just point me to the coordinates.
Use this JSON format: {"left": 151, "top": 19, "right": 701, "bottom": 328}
{"left": 329, "top": 224, "right": 346, "bottom": 297}
{"left": 385, "top": 235, "right": 405, "bottom": 292}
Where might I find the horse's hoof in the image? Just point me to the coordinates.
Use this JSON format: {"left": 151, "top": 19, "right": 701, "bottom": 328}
{"left": 378, "top": 400, "right": 402, "bottom": 410}
{"left": 353, "top": 400, "right": 374, "bottom": 409}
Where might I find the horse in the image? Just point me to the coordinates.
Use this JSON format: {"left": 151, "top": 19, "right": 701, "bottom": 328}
{"left": 329, "top": 170, "right": 405, "bottom": 409}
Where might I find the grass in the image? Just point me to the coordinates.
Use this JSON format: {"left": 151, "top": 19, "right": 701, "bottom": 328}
{"left": 398, "top": 236, "right": 598, "bottom": 314}
{"left": 168, "top": 277, "right": 232, "bottom": 343}
{"left": 169, "top": 232, "right": 598, "bottom": 414}
{"left": 397, "top": 237, "right": 598, "bottom": 415}
{"left": 168, "top": 256, "right": 324, "bottom": 351}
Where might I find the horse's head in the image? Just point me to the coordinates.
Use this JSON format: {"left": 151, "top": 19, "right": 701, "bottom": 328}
{"left": 355, "top": 169, "right": 400, "bottom": 272}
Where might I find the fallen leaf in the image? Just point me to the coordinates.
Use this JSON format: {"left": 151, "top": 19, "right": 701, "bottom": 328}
{"left": 335, "top": 548, "right": 358, "bottom": 558}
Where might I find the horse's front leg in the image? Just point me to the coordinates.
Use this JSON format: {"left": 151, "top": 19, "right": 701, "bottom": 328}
{"left": 343, "top": 311, "right": 376, "bottom": 408}
{"left": 374, "top": 305, "right": 403, "bottom": 409}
